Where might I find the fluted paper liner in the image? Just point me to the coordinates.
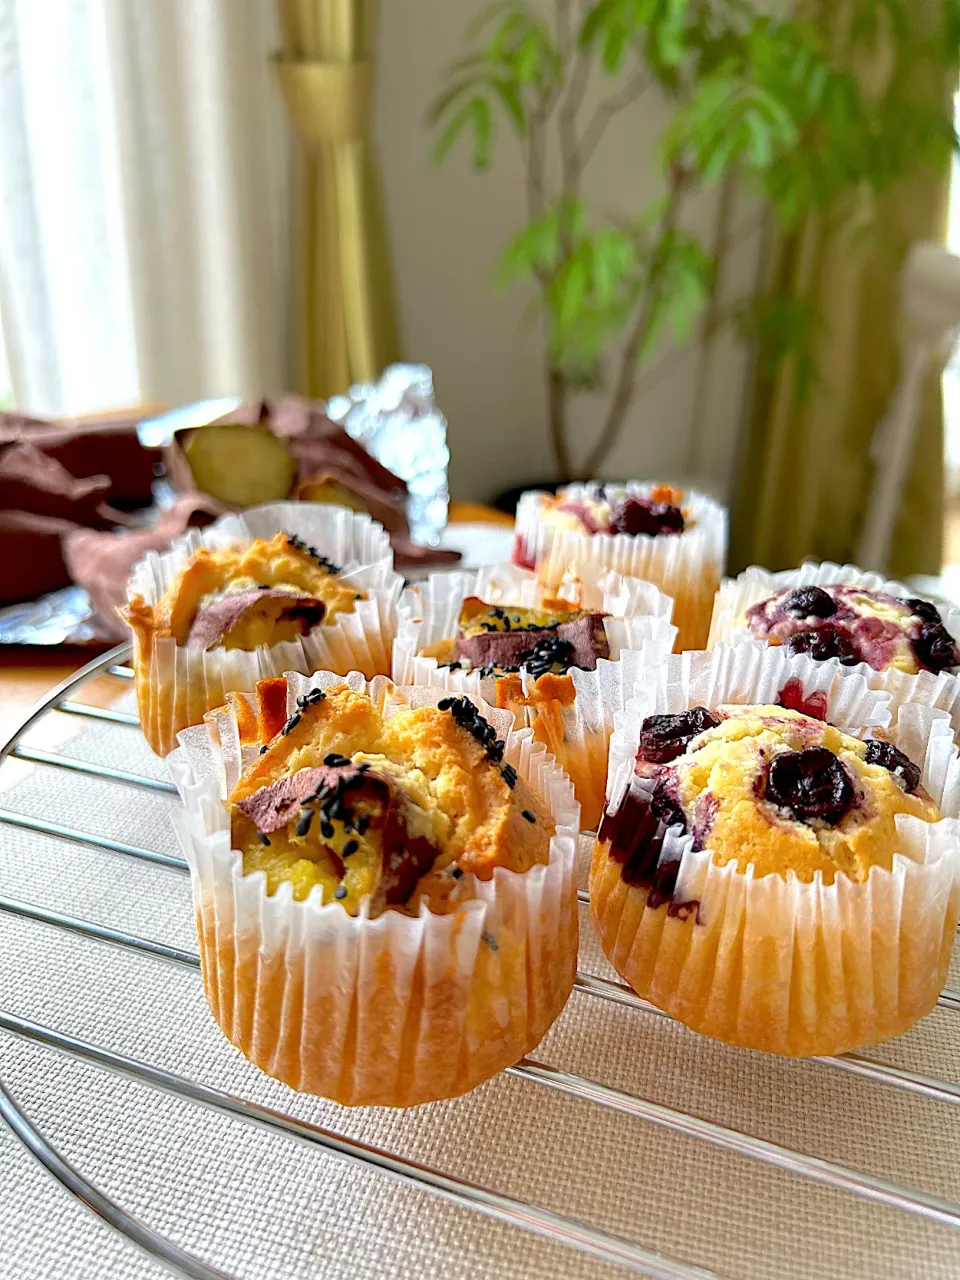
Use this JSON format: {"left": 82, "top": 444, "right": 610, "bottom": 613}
{"left": 591, "top": 643, "right": 960, "bottom": 1057}
{"left": 514, "top": 482, "right": 727, "bottom": 651}
{"left": 168, "top": 670, "right": 580, "bottom": 1106}
{"left": 126, "top": 502, "right": 403, "bottom": 756}
{"left": 709, "top": 559, "right": 960, "bottom": 736}
{"left": 392, "top": 562, "right": 676, "bottom": 830}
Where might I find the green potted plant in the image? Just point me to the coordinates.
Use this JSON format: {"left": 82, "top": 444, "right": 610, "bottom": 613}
{"left": 429, "top": 0, "right": 959, "bottom": 489}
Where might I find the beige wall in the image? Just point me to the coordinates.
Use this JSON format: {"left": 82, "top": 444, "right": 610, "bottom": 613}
{"left": 376, "top": 1, "right": 765, "bottom": 504}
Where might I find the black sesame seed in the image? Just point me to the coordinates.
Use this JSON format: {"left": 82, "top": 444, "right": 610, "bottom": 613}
{"left": 356, "top": 816, "right": 370, "bottom": 835}
{"left": 437, "top": 697, "right": 453, "bottom": 711}
{"left": 296, "top": 810, "right": 313, "bottom": 837}
{"left": 451, "top": 866, "right": 464, "bottom": 879}
{"left": 342, "top": 839, "right": 359, "bottom": 857}
{"left": 522, "top": 809, "right": 536, "bottom": 823}
{"left": 259, "top": 744, "right": 269, "bottom": 755}
{"left": 320, "top": 821, "right": 334, "bottom": 839}
{"left": 357, "top": 762, "right": 371, "bottom": 772}
{"left": 334, "top": 885, "right": 348, "bottom": 900}
{"left": 282, "top": 712, "right": 301, "bottom": 735}
{"left": 481, "top": 930, "right": 499, "bottom": 951}
{"left": 285, "top": 531, "right": 340, "bottom": 575}
{"left": 257, "top": 582, "right": 271, "bottom": 590}
{"left": 501, "top": 765, "right": 517, "bottom": 788}
{"left": 324, "top": 752, "right": 350, "bottom": 767}
{"left": 257, "top": 830, "right": 271, "bottom": 846}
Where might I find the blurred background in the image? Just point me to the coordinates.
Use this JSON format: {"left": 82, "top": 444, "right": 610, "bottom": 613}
{"left": 0, "top": 0, "right": 958, "bottom": 594}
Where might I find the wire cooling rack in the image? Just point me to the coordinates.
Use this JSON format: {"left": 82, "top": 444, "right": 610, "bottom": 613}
{"left": 2, "top": 645, "right": 960, "bottom": 1280}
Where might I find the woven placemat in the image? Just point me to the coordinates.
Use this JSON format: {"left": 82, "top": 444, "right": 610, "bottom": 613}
{"left": 1, "top": 698, "right": 959, "bottom": 1279}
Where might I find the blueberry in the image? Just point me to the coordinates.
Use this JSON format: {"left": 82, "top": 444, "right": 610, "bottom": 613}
{"left": 610, "top": 497, "right": 685, "bottom": 537}
{"left": 783, "top": 586, "right": 836, "bottom": 619}
{"left": 650, "top": 781, "right": 687, "bottom": 832}
{"left": 765, "top": 747, "right": 854, "bottom": 824}
{"left": 786, "top": 627, "right": 860, "bottom": 666}
{"left": 638, "top": 708, "right": 721, "bottom": 763}
{"left": 863, "top": 740, "right": 921, "bottom": 794}
{"left": 912, "top": 621, "right": 958, "bottom": 673}
{"left": 902, "top": 597, "right": 942, "bottom": 624}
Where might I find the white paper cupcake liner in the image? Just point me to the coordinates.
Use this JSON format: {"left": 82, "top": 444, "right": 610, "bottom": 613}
{"left": 708, "top": 560, "right": 960, "bottom": 736}
{"left": 125, "top": 502, "right": 403, "bottom": 756}
{"left": 514, "top": 482, "right": 727, "bottom": 652}
{"left": 392, "top": 563, "right": 676, "bottom": 831}
{"left": 168, "top": 671, "right": 580, "bottom": 1107}
{"left": 591, "top": 643, "right": 960, "bottom": 1057}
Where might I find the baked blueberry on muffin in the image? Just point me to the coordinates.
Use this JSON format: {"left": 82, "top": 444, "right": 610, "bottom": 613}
{"left": 519, "top": 485, "right": 688, "bottom": 551}
{"left": 591, "top": 701, "right": 959, "bottom": 1056}
{"left": 513, "top": 482, "right": 726, "bottom": 651}
{"left": 745, "top": 585, "right": 959, "bottom": 675}
{"left": 122, "top": 505, "right": 400, "bottom": 757}
{"left": 171, "top": 676, "right": 579, "bottom": 1106}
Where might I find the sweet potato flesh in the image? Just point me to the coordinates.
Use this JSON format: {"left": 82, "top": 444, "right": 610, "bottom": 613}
{"left": 180, "top": 425, "right": 295, "bottom": 506}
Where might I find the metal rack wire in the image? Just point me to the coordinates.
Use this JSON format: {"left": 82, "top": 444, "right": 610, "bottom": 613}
{"left": 1, "top": 644, "right": 960, "bottom": 1279}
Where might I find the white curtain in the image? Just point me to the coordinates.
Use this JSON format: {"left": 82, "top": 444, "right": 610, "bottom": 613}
{"left": 0, "top": 0, "right": 289, "bottom": 419}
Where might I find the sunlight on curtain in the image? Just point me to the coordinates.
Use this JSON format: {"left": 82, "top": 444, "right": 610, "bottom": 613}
{"left": 0, "top": 0, "right": 290, "bottom": 418}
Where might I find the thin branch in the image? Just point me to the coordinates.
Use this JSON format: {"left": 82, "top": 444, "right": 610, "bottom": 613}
{"left": 579, "top": 167, "right": 691, "bottom": 478}
{"left": 577, "top": 70, "right": 653, "bottom": 171}
{"left": 555, "top": 0, "right": 576, "bottom": 59}
{"left": 556, "top": 0, "right": 592, "bottom": 208}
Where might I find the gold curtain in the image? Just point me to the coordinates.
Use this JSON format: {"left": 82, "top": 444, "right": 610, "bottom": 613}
{"left": 274, "top": 0, "right": 399, "bottom": 397}
{"left": 729, "top": 6, "right": 955, "bottom": 580}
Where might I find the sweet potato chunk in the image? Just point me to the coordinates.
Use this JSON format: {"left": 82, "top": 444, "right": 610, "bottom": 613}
{"left": 178, "top": 424, "right": 295, "bottom": 506}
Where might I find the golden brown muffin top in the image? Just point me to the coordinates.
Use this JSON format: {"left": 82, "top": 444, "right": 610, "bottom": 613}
{"left": 628, "top": 705, "right": 940, "bottom": 886}
{"left": 227, "top": 682, "right": 554, "bottom": 914}
{"left": 121, "top": 530, "right": 362, "bottom": 654}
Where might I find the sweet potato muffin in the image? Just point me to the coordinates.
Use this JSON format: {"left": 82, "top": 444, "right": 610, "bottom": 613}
{"left": 122, "top": 507, "right": 400, "bottom": 756}
{"left": 229, "top": 682, "right": 554, "bottom": 914}
{"left": 171, "top": 676, "right": 579, "bottom": 1106}
{"left": 123, "top": 530, "right": 362, "bottom": 655}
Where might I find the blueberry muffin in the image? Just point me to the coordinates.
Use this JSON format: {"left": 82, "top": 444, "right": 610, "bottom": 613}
{"left": 745, "top": 584, "right": 959, "bottom": 675}
{"left": 172, "top": 677, "right": 579, "bottom": 1106}
{"left": 513, "top": 482, "right": 726, "bottom": 650}
{"left": 591, "top": 703, "right": 958, "bottom": 1056}
{"left": 123, "top": 506, "right": 399, "bottom": 756}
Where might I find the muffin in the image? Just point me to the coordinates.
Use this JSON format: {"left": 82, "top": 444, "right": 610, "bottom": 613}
{"left": 513, "top": 482, "right": 726, "bottom": 651}
{"left": 709, "top": 561, "right": 960, "bottom": 733}
{"left": 169, "top": 672, "right": 580, "bottom": 1106}
{"left": 122, "top": 502, "right": 401, "bottom": 756}
{"left": 590, "top": 646, "right": 960, "bottom": 1057}
{"left": 393, "top": 563, "right": 676, "bottom": 830}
